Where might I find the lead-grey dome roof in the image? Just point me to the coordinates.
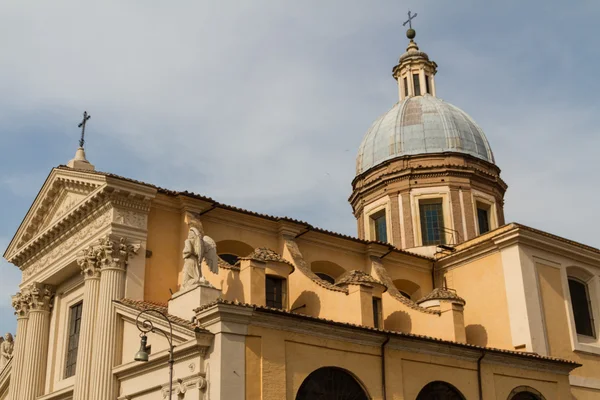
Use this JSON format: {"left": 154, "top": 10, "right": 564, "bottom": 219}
{"left": 356, "top": 94, "right": 495, "bottom": 175}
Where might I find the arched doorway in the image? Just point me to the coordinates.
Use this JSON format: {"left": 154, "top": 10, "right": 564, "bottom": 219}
{"left": 416, "top": 381, "right": 465, "bottom": 400}
{"left": 508, "top": 386, "right": 545, "bottom": 400}
{"left": 296, "top": 367, "right": 369, "bottom": 400}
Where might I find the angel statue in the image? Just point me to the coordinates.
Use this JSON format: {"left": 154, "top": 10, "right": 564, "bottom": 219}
{"left": 182, "top": 222, "right": 219, "bottom": 289}
{"left": 0, "top": 333, "right": 14, "bottom": 367}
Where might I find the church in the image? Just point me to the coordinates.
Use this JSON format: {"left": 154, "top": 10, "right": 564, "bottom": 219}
{"left": 0, "top": 23, "right": 598, "bottom": 400}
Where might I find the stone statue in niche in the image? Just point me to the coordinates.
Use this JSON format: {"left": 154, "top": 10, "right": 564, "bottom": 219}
{"left": 1, "top": 333, "right": 14, "bottom": 367}
{"left": 182, "top": 220, "right": 218, "bottom": 289}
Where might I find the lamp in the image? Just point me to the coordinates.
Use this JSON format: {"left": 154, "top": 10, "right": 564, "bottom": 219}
{"left": 134, "top": 334, "right": 149, "bottom": 362}
{"left": 133, "top": 310, "right": 175, "bottom": 400}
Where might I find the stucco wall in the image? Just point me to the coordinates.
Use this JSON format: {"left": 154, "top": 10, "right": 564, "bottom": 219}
{"left": 443, "top": 252, "right": 514, "bottom": 349}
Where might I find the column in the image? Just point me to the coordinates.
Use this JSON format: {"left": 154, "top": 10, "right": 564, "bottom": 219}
{"left": 20, "top": 283, "right": 54, "bottom": 400}
{"left": 72, "top": 247, "right": 102, "bottom": 400}
{"left": 89, "top": 236, "right": 139, "bottom": 400}
{"left": 9, "top": 291, "right": 30, "bottom": 400}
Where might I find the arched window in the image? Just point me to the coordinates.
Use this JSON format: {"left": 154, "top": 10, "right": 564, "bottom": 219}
{"left": 507, "top": 386, "right": 546, "bottom": 400}
{"left": 296, "top": 367, "right": 369, "bottom": 400}
{"left": 219, "top": 253, "right": 240, "bottom": 265}
{"left": 315, "top": 272, "right": 335, "bottom": 284}
{"left": 416, "top": 381, "right": 465, "bottom": 400}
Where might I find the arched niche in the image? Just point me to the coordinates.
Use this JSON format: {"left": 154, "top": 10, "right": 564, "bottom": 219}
{"left": 507, "top": 386, "right": 546, "bottom": 400}
{"left": 392, "top": 279, "right": 421, "bottom": 300}
{"left": 311, "top": 261, "right": 346, "bottom": 282}
{"left": 216, "top": 240, "right": 254, "bottom": 265}
{"left": 296, "top": 367, "right": 369, "bottom": 400}
{"left": 416, "top": 381, "right": 465, "bottom": 400}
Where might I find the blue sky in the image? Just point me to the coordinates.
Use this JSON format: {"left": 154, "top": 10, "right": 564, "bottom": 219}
{"left": 1, "top": 1, "right": 599, "bottom": 334}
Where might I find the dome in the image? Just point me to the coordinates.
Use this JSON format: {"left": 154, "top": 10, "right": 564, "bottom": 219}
{"left": 356, "top": 94, "right": 495, "bottom": 175}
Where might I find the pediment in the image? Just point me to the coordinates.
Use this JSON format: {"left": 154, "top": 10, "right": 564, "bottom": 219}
{"left": 4, "top": 167, "right": 107, "bottom": 262}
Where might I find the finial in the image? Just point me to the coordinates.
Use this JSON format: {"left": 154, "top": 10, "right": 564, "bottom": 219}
{"left": 78, "top": 111, "right": 91, "bottom": 148}
{"left": 403, "top": 10, "right": 417, "bottom": 40}
{"left": 67, "top": 111, "right": 95, "bottom": 171}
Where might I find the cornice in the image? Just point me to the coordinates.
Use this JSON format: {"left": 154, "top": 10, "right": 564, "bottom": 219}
{"left": 350, "top": 163, "right": 506, "bottom": 207}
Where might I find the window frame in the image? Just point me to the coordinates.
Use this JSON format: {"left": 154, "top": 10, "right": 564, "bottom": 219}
{"left": 363, "top": 197, "right": 393, "bottom": 245}
{"left": 412, "top": 73, "right": 421, "bottom": 96}
{"left": 563, "top": 265, "right": 600, "bottom": 354}
{"left": 472, "top": 191, "right": 498, "bottom": 236}
{"left": 265, "top": 275, "right": 287, "bottom": 310}
{"left": 372, "top": 297, "right": 383, "bottom": 329}
{"left": 419, "top": 199, "right": 446, "bottom": 246}
{"left": 64, "top": 301, "right": 83, "bottom": 378}
{"left": 568, "top": 277, "right": 595, "bottom": 338}
{"left": 411, "top": 188, "right": 454, "bottom": 247}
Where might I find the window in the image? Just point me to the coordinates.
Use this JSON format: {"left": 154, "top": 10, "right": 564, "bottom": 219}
{"left": 425, "top": 75, "right": 431, "bottom": 94}
{"left": 266, "top": 276, "right": 286, "bottom": 309}
{"left": 568, "top": 277, "right": 595, "bottom": 337}
{"left": 413, "top": 74, "right": 421, "bottom": 96}
{"left": 219, "top": 253, "right": 239, "bottom": 265}
{"left": 477, "top": 206, "right": 490, "bottom": 234}
{"left": 419, "top": 200, "right": 445, "bottom": 246}
{"left": 65, "top": 301, "right": 83, "bottom": 378}
{"left": 370, "top": 210, "right": 387, "bottom": 243}
{"left": 416, "top": 381, "right": 465, "bottom": 400}
{"left": 399, "top": 291, "right": 411, "bottom": 299}
{"left": 372, "top": 297, "right": 382, "bottom": 329}
{"left": 316, "top": 272, "right": 335, "bottom": 284}
{"left": 403, "top": 77, "right": 408, "bottom": 96}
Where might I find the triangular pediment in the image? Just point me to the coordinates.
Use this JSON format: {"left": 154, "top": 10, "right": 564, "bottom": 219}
{"left": 4, "top": 167, "right": 108, "bottom": 262}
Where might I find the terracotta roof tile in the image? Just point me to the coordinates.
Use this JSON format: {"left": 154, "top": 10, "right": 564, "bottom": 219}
{"left": 335, "top": 270, "right": 387, "bottom": 290}
{"left": 239, "top": 248, "right": 294, "bottom": 269}
{"left": 417, "top": 288, "right": 466, "bottom": 305}
{"left": 195, "top": 299, "right": 580, "bottom": 367}
{"left": 116, "top": 298, "right": 207, "bottom": 332}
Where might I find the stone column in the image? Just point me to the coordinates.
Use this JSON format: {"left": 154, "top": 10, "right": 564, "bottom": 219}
{"left": 9, "top": 290, "right": 30, "bottom": 400}
{"left": 20, "top": 283, "right": 54, "bottom": 400}
{"left": 89, "top": 236, "right": 139, "bottom": 400}
{"left": 72, "top": 247, "right": 102, "bottom": 400}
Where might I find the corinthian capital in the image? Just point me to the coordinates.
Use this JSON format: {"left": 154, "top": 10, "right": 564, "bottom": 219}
{"left": 27, "top": 282, "right": 55, "bottom": 312}
{"left": 11, "top": 291, "right": 31, "bottom": 318}
{"left": 96, "top": 235, "right": 140, "bottom": 271}
{"left": 77, "top": 244, "right": 101, "bottom": 279}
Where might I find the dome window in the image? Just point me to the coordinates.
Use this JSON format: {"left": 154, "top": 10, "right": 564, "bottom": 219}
{"left": 476, "top": 204, "right": 491, "bottom": 235}
{"left": 370, "top": 210, "right": 388, "bottom": 243}
{"left": 419, "top": 199, "right": 446, "bottom": 246}
{"left": 425, "top": 75, "right": 431, "bottom": 94}
{"left": 403, "top": 76, "right": 409, "bottom": 97}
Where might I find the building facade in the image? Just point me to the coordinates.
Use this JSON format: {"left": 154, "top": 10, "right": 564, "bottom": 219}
{"left": 0, "top": 28, "right": 598, "bottom": 400}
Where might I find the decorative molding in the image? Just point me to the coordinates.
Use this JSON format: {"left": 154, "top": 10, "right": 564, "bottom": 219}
{"left": 113, "top": 209, "right": 148, "bottom": 229}
{"left": 161, "top": 375, "right": 207, "bottom": 399}
{"left": 21, "top": 207, "right": 112, "bottom": 279}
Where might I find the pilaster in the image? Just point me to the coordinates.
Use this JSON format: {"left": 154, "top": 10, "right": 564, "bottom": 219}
{"left": 9, "top": 291, "right": 30, "bottom": 400}
{"left": 72, "top": 246, "right": 102, "bottom": 400}
{"left": 20, "top": 283, "right": 55, "bottom": 400}
{"left": 89, "top": 236, "right": 139, "bottom": 400}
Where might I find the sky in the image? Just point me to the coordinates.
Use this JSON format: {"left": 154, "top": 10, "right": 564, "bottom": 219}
{"left": 0, "top": 1, "right": 599, "bottom": 334}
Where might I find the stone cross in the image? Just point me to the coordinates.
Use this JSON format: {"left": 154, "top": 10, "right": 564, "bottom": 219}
{"left": 403, "top": 10, "right": 418, "bottom": 29}
{"left": 78, "top": 111, "right": 91, "bottom": 148}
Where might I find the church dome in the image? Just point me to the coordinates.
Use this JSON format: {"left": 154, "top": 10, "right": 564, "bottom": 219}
{"left": 356, "top": 94, "right": 495, "bottom": 175}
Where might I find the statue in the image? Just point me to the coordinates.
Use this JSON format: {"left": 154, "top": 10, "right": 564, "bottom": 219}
{"left": 1, "top": 333, "right": 14, "bottom": 367}
{"left": 181, "top": 219, "right": 218, "bottom": 289}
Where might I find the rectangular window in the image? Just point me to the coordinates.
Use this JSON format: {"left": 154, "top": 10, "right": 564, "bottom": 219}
{"left": 425, "top": 75, "right": 431, "bottom": 94}
{"left": 569, "top": 278, "right": 595, "bottom": 337}
{"left": 419, "top": 200, "right": 445, "bottom": 246}
{"left": 266, "top": 276, "right": 286, "bottom": 309}
{"left": 477, "top": 206, "right": 490, "bottom": 234}
{"left": 65, "top": 301, "right": 83, "bottom": 378}
{"left": 372, "top": 297, "right": 382, "bottom": 329}
{"left": 370, "top": 210, "right": 387, "bottom": 243}
{"left": 403, "top": 77, "right": 408, "bottom": 96}
{"left": 412, "top": 74, "right": 421, "bottom": 96}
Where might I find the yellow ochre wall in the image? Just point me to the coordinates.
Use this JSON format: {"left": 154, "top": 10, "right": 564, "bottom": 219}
{"left": 442, "top": 252, "right": 514, "bottom": 349}
{"left": 245, "top": 325, "right": 572, "bottom": 400}
{"left": 537, "top": 263, "right": 600, "bottom": 399}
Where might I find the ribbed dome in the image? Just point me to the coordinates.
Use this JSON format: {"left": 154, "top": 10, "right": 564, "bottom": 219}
{"left": 356, "top": 95, "right": 495, "bottom": 175}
